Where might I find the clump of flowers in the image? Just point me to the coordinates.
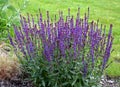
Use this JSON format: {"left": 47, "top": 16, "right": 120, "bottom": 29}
{"left": 9, "top": 8, "right": 113, "bottom": 86}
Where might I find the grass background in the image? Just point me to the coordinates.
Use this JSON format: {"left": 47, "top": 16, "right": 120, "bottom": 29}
{"left": 10, "top": 0, "right": 120, "bottom": 77}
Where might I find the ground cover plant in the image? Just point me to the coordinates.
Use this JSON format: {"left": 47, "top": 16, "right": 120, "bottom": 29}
{"left": 0, "top": 0, "right": 29, "bottom": 42}
{"left": 8, "top": 7, "right": 114, "bottom": 87}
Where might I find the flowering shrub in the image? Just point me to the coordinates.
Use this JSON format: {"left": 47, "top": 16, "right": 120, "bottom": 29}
{"left": 9, "top": 8, "right": 113, "bottom": 86}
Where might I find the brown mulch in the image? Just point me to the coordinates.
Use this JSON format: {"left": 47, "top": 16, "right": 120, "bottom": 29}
{"left": 0, "top": 78, "right": 34, "bottom": 87}
{"left": 0, "top": 76, "right": 119, "bottom": 87}
{"left": 100, "top": 76, "right": 120, "bottom": 87}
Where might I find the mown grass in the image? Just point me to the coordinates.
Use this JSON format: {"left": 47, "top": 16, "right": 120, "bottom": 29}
{"left": 10, "top": 0, "right": 120, "bottom": 77}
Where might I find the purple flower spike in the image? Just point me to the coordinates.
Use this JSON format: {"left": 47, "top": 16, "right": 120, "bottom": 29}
{"left": 8, "top": 33, "right": 15, "bottom": 48}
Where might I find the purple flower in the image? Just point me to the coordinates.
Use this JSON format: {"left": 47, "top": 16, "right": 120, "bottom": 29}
{"left": 8, "top": 33, "right": 15, "bottom": 48}
{"left": 102, "top": 24, "right": 113, "bottom": 70}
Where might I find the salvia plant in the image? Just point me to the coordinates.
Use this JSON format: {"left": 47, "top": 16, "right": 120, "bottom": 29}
{"left": 9, "top": 8, "right": 113, "bottom": 87}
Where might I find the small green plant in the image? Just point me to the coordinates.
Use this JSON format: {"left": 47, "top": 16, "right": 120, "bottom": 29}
{"left": 0, "top": 0, "right": 29, "bottom": 42}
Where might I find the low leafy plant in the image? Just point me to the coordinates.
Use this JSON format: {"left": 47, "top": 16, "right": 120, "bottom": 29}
{"left": 0, "top": 0, "right": 29, "bottom": 42}
{"left": 9, "top": 8, "right": 113, "bottom": 87}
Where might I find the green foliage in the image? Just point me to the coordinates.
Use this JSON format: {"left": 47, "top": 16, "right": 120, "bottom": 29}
{"left": 0, "top": 0, "right": 29, "bottom": 42}
{"left": 21, "top": 51, "right": 103, "bottom": 87}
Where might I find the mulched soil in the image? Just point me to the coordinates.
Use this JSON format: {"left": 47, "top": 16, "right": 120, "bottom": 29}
{"left": 100, "top": 75, "right": 120, "bottom": 87}
{"left": 0, "top": 79, "right": 34, "bottom": 87}
{"left": 0, "top": 76, "right": 119, "bottom": 87}
{"left": 0, "top": 74, "right": 34, "bottom": 87}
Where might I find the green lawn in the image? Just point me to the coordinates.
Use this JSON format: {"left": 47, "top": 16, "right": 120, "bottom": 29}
{"left": 10, "top": 0, "right": 120, "bottom": 77}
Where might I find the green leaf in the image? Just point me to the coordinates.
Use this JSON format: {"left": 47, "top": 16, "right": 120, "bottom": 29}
{"left": 0, "top": 0, "right": 8, "bottom": 4}
{"left": 54, "top": 83, "right": 58, "bottom": 87}
{"left": 70, "top": 70, "right": 76, "bottom": 75}
{"left": 7, "top": 5, "right": 16, "bottom": 12}
{"left": 42, "top": 80, "right": 45, "bottom": 87}
{"left": 72, "top": 79, "right": 77, "bottom": 86}
{"left": 2, "top": 4, "right": 9, "bottom": 11}
{"left": 61, "top": 82, "right": 69, "bottom": 86}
